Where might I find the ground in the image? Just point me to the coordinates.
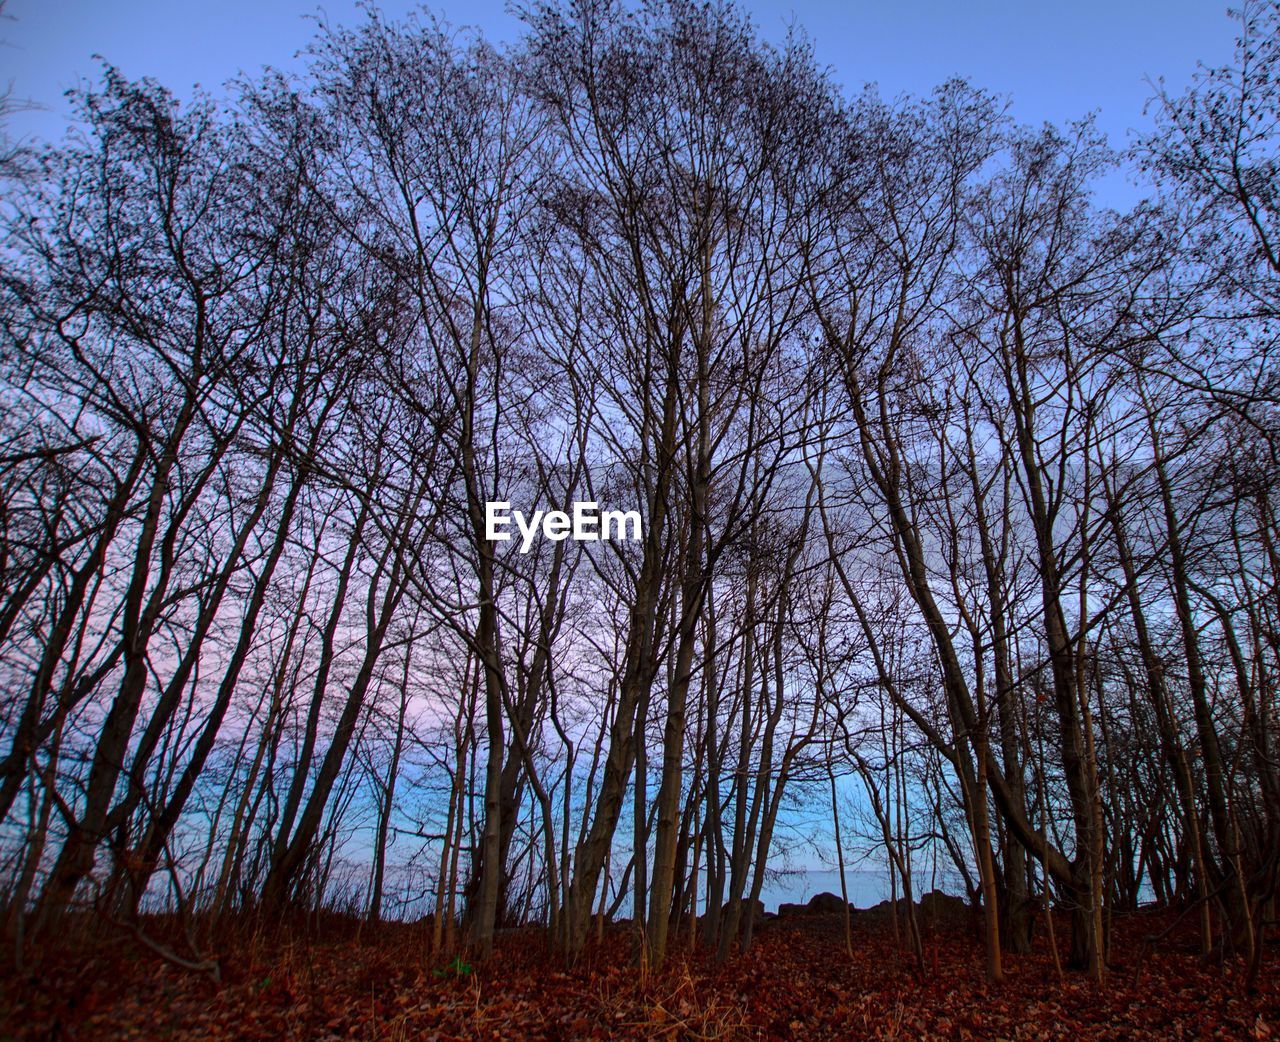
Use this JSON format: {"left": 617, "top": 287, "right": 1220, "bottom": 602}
{"left": 4, "top": 910, "right": 1277, "bottom": 1040}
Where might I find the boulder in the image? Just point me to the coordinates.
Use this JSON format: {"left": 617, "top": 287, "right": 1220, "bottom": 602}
{"left": 918, "top": 890, "right": 968, "bottom": 919}
{"left": 806, "top": 891, "right": 850, "bottom": 915}
{"left": 721, "top": 898, "right": 767, "bottom": 924}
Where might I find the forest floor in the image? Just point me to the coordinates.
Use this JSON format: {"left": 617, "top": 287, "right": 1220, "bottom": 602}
{"left": 3, "top": 907, "right": 1277, "bottom": 1041}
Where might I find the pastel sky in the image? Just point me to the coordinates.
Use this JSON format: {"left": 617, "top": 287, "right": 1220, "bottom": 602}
{"left": 4, "top": 0, "right": 1238, "bottom": 160}
{"left": 0, "top": 0, "right": 1237, "bottom": 907}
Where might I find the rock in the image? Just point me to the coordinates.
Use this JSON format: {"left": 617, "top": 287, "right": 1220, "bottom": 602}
{"left": 777, "top": 902, "right": 807, "bottom": 918}
{"left": 918, "top": 890, "right": 968, "bottom": 919}
{"left": 865, "top": 896, "right": 926, "bottom": 921}
{"left": 806, "top": 891, "right": 849, "bottom": 915}
{"left": 722, "top": 898, "right": 767, "bottom": 924}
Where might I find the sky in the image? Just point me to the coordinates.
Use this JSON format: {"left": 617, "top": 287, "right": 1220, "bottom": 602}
{"left": 3, "top": 0, "right": 1240, "bottom": 166}
{"left": 0, "top": 0, "right": 1234, "bottom": 910}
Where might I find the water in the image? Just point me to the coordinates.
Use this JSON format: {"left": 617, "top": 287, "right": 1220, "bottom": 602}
{"left": 751, "top": 865, "right": 968, "bottom": 913}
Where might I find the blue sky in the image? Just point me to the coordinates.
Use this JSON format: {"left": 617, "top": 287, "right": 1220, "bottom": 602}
{"left": 0, "top": 0, "right": 1238, "bottom": 911}
{"left": 4, "top": 0, "right": 1238, "bottom": 162}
